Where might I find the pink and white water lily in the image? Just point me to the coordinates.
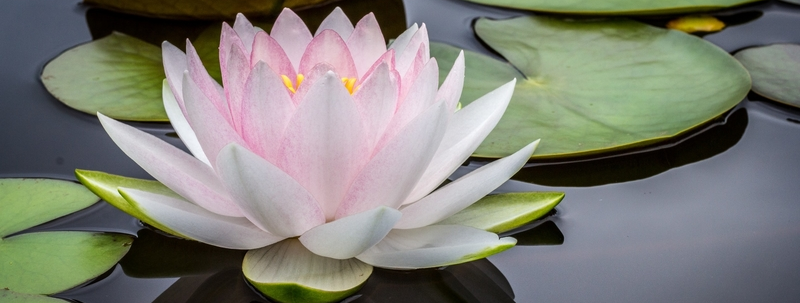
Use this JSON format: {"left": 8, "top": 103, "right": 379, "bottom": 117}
{"left": 89, "top": 7, "right": 539, "bottom": 301}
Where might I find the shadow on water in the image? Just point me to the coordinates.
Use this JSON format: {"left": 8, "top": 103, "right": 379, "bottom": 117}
{"left": 510, "top": 107, "right": 748, "bottom": 187}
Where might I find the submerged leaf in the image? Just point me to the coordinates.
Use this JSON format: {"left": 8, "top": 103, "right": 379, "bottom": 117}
{"left": 459, "top": 0, "right": 762, "bottom": 15}
{"left": 0, "top": 179, "right": 98, "bottom": 238}
{"left": 735, "top": 43, "right": 800, "bottom": 108}
{"left": 437, "top": 192, "right": 564, "bottom": 233}
{"left": 432, "top": 16, "right": 751, "bottom": 158}
{"left": 667, "top": 15, "right": 726, "bottom": 33}
{"left": 243, "top": 239, "right": 372, "bottom": 303}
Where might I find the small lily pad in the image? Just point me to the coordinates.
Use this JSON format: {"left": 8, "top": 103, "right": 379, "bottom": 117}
{"left": 82, "top": 0, "right": 328, "bottom": 20}
{"left": 243, "top": 239, "right": 372, "bottom": 303}
{"left": 0, "top": 289, "right": 68, "bottom": 303}
{"left": 432, "top": 16, "right": 751, "bottom": 158}
{"left": 735, "top": 43, "right": 800, "bottom": 108}
{"left": 667, "top": 15, "right": 726, "bottom": 33}
{"left": 460, "top": 0, "right": 762, "bottom": 15}
{"left": 41, "top": 32, "right": 167, "bottom": 121}
{"left": 0, "top": 178, "right": 99, "bottom": 237}
{"left": 437, "top": 192, "right": 564, "bottom": 233}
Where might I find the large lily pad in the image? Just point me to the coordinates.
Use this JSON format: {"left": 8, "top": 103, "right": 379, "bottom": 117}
{"left": 0, "top": 179, "right": 133, "bottom": 296}
{"left": 82, "top": 0, "right": 330, "bottom": 20}
{"left": 432, "top": 16, "right": 751, "bottom": 158}
{"left": 460, "top": 0, "right": 762, "bottom": 15}
{"left": 735, "top": 43, "right": 800, "bottom": 108}
{"left": 0, "top": 289, "right": 68, "bottom": 303}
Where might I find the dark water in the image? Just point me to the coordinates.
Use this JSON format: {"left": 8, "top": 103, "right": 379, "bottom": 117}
{"left": 2, "top": 0, "right": 800, "bottom": 302}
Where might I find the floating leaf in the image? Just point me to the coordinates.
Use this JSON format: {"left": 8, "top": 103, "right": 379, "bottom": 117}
{"left": 41, "top": 32, "right": 167, "bottom": 121}
{"left": 437, "top": 192, "right": 563, "bottom": 233}
{"left": 432, "top": 16, "right": 751, "bottom": 158}
{"left": 460, "top": 0, "right": 761, "bottom": 15}
{"left": 0, "top": 289, "right": 68, "bottom": 303}
{"left": 667, "top": 15, "right": 726, "bottom": 33}
{"left": 0, "top": 179, "right": 98, "bottom": 237}
{"left": 735, "top": 44, "right": 800, "bottom": 108}
{"left": 82, "top": 0, "right": 329, "bottom": 20}
{"left": 243, "top": 239, "right": 372, "bottom": 303}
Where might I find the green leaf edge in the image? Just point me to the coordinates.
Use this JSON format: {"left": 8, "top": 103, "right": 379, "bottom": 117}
{"left": 438, "top": 192, "right": 564, "bottom": 233}
{"left": 0, "top": 289, "right": 69, "bottom": 303}
{"left": 74, "top": 169, "right": 186, "bottom": 238}
{"left": 462, "top": 0, "right": 763, "bottom": 15}
{"left": 245, "top": 281, "right": 366, "bottom": 303}
{"left": 734, "top": 43, "right": 800, "bottom": 108}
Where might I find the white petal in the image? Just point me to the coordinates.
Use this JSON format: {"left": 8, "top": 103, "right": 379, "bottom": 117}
{"left": 162, "top": 79, "right": 209, "bottom": 166}
{"left": 300, "top": 206, "right": 401, "bottom": 260}
{"left": 404, "top": 79, "right": 517, "bottom": 204}
{"left": 352, "top": 62, "right": 398, "bottom": 149}
{"left": 356, "top": 225, "right": 516, "bottom": 269}
{"left": 347, "top": 13, "right": 387, "bottom": 77}
{"left": 97, "top": 113, "right": 242, "bottom": 217}
{"left": 437, "top": 50, "right": 465, "bottom": 112}
{"left": 395, "top": 140, "right": 538, "bottom": 229}
{"left": 271, "top": 8, "right": 313, "bottom": 70}
{"left": 239, "top": 62, "right": 296, "bottom": 162}
{"left": 118, "top": 188, "right": 282, "bottom": 250}
{"left": 162, "top": 41, "right": 187, "bottom": 108}
{"left": 395, "top": 24, "right": 429, "bottom": 76}
{"left": 216, "top": 143, "right": 325, "bottom": 238}
{"left": 233, "top": 13, "right": 257, "bottom": 53}
{"left": 387, "top": 23, "right": 418, "bottom": 54}
{"left": 315, "top": 7, "right": 354, "bottom": 39}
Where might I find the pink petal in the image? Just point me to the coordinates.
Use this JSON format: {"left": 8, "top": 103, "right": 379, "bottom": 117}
{"left": 97, "top": 113, "right": 242, "bottom": 217}
{"left": 437, "top": 50, "right": 465, "bottom": 112}
{"left": 182, "top": 72, "right": 248, "bottom": 169}
{"left": 271, "top": 8, "right": 313, "bottom": 70}
{"left": 352, "top": 62, "right": 399, "bottom": 150}
{"left": 279, "top": 71, "right": 369, "bottom": 220}
{"left": 251, "top": 31, "right": 296, "bottom": 78}
{"left": 162, "top": 79, "right": 209, "bottom": 166}
{"left": 335, "top": 101, "right": 448, "bottom": 219}
{"left": 291, "top": 62, "right": 335, "bottom": 106}
{"left": 298, "top": 29, "right": 358, "bottom": 79}
{"left": 162, "top": 41, "right": 187, "bottom": 111}
{"left": 216, "top": 143, "right": 326, "bottom": 238}
{"left": 300, "top": 206, "right": 401, "bottom": 259}
{"left": 219, "top": 23, "right": 246, "bottom": 83}
{"left": 233, "top": 13, "right": 256, "bottom": 53}
{"left": 357, "top": 49, "right": 396, "bottom": 87}
{"left": 377, "top": 58, "right": 439, "bottom": 151}
{"left": 347, "top": 13, "right": 387, "bottom": 78}
{"left": 388, "top": 23, "right": 418, "bottom": 54}
{"left": 222, "top": 42, "right": 251, "bottom": 134}
{"left": 315, "top": 7, "right": 354, "bottom": 39}
{"left": 395, "top": 24, "right": 429, "bottom": 76}
{"left": 399, "top": 43, "right": 429, "bottom": 100}
{"left": 185, "top": 41, "right": 231, "bottom": 125}
{"left": 240, "top": 62, "right": 296, "bottom": 163}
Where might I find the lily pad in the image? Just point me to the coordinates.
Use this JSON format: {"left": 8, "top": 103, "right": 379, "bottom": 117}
{"left": 0, "top": 179, "right": 133, "bottom": 296}
{"left": 431, "top": 16, "right": 751, "bottom": 158}
{"left": 735, "top": 44, "right": 800, "bottom": 108}
{"left": 460, "top": 0, "right": 762, "bottom": 15}
{"left": 437, "top": 192, "right": 564, "bottom": 233}
{"left": 0, "top": 289, "right": 68, "bottom": 303}
{"left": 243, "top": 239, "right": 372, "bottom": 303}
{"left": 82, "top": 0, "right": 329, "bottom": 20}
{"left": 41, "top": 32, "right": 167, "bottom": 122}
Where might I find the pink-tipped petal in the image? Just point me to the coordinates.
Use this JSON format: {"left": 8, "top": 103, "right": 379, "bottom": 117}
{"left": 223, "top": 43, "right": 251, "bottom": 133}
{"left": 271, "top": 8, "right": 313, "bottom": 70}
{"left": 300, "top": 206, "right": 401, "bottom": 259}
{"left": 357, "top": 49, "right": 395, "bottom": 87}
{"left": 119, "top": 188, "right": 282, "bottom": 250}
{"left": 388, "top": 23, "right": 418, "bottom": 54}
{"left": 233, "top": 13, "right": 257, "bottom": 53}
{"left": 404, "top": 79, "right": 516, "bottom": 204}
{"left": 437, "top": 50, "right": 465, "bottom": 112}
{"left": 399, "top": 44, "right": 429, "bottom": 100}
{"left": 298, "top": 30, "right": 358, "bottom": 79}
{"left": 378, "top": 58, "right": 439, "bottom": 151}
{"left": 353, "top": 62, "right": 398, "bottom": 150}
{"left": 279, "top": 71, "right": 369, "bottom": 220}
{"left": 315, "top": 7, "right": 354, "bottom": 39}
{"left": 335, "top": 101, "right": 448, "bottom": 219}
{"left": 251, "top": 31, "right": 296, "bottom": 77}
{"left": 97, "top": 113, "right": 242, "bottom": 217}
{"left": 219, "top": 23, "right": 242, "bottom": 83}
{"left": 395, "top": 24, "right": 429, "bottom": 76}
{"left": 162, "top": 79, "right": 209, "bottom": 166}
{"left": 182, "top": 72, "right": 247, "bottom": 169}
{"left": 395, "top": 140, "right": 538, "bottom": 229}
{"left": 240, "top": 62, "right": 296, "bottom": 162}
{"left": 162, "top": 41, "right": 187, "bottom": 109}
{"left": 216, "top": 143, "right": 325, "bottom": 238}
{"left": 356, "top": 225, "right": 516, "bottom": 270}
{"left": 291, "top": 62, "right": 335, "bottom": 105}
{"left": 347, "top": 13, "right": 387, "bottom": 77}
{"left": 185, "top": 41, "right": 231, "bottom": 124}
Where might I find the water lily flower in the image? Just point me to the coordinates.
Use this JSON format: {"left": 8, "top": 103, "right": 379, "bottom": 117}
{"left": 83, "top": 7, "right": 539, "bottom": 302}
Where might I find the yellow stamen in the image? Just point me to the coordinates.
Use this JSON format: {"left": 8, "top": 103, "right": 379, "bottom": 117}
{"left": 282, "top": 73, "right": 356, "bottom": 94}
{"left": 296, "top": 74, "right": 304, "bottom": 88}
{"left": 281, "top": 75, "right": 296, "bottom": 93}
{"left": 341, "top": 77, "right": 357, "bottom": 94}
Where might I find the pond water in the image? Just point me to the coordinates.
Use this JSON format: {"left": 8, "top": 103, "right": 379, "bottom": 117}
{"left": 2, "top": 0, "right": 800, "bottom": 302}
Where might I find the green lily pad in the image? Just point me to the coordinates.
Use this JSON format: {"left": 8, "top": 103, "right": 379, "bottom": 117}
{"left": 82, "top": 0, "right": 329, "bottom": 20}
{"left": 41, "top": 32, "right": 167, "bottom": 122}
{"left": 437, "top": 192, "right": 564, "bottom": 233}
{"left": 243, "top": 239, "right": 372, "bottom": 303}
{"left": 0, "top": 179, "right": 99, "bottom": 238}
{"left": 735, "top": 44, "right": 800, "bottom": 108}
{"left": 75, "top": 169, "right": 185, "bottom": 238}
{"left": 460, "top": 0, "right": 762, "bottom": 15}
{"left": 0, "top": 289, "right": 68, "bottom": 303}
{"left": 431, "top": 16, "right": 751, "bottom": 159}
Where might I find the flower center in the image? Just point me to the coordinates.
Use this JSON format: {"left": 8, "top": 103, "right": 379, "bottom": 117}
{"left": 281, "top": 74, "right": 358, "bottom": 95}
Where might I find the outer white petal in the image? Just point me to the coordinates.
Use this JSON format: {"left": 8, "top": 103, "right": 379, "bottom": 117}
{"left": 300, "top": 206, "right": 401, "bottom": 260}
{"left": 315, "top": 7, "right": 354, "bottom": 39}
{"left": 216, "top": 143, "right": 325, "bottom": 238}
{"left": 162, "top": 41, "right": 187, "bottom": 108}
{"left": 356, "top": 225, "right": 516, "bottom": 270}
{"left": 97, "top": 113, "right": 242, "bottom": 217}
{"left": 119, "top": 188, "right": 282, "bottom": 250}
{"left": 437, "top": 50, "right": 465, "bottom": 112}
{"left": 404, "top": 79, "right": 517, "bottom": 204}
{"left": 395, "top": 24, "right": 429, "bottom": 76}
{"left": 387, "top": 23, "right": 418, "bottom": 55}
{"left": 162, "top": 79, "right": 209, "bottom": 166}
{"left": 395, "top": 140, "right": 538, "bottom": 229}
